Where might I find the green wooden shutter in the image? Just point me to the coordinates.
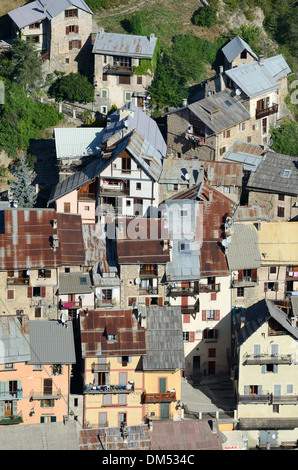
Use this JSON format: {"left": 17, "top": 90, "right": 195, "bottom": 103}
{"left": 159, "top": 378, "right": 166, "bottom": 393}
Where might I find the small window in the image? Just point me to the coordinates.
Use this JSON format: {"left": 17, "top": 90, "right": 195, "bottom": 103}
{"left": 65, "top": 58, "right": 70, "bottom": 64}
{"left": 179, "top": 242, "right": 191, "bottom": 252}
{"left": 270, "top": 266, "right": 277, "bottom": 274}
{"left": 136, "top": 183, "right": 141, "bottom": 190}
{"left": 240, "top": 50, "right": 247, "bottom": 59}
{"left": 137, "top": 75, "right": 142, "bottom": 85}
{"left": 33, "top": 287, "right": 41, "bottom": 297}
{"left": 6, "top": 289, "right": 14, "bottom": 300}
{"left": 126, "top": 200, "right": 131, "bottom": 207}
{"left": 35, "top": 307, "right": 41, "bottom": 318}
{"left": 207, "top": 310, "right": 216, "bottom": 320}
{"left": 29, "top": 23, "right": 40, "bottom": 29}
{"left": 64, "top": 202, "right": 71, "bottom": 213}
{"left": 101, "top": 105, "right": 107, "bottom": 114}
{"left": 237, "top": 287, "right": 244, "bottom": 297}
{"left": 278, "top": 194, "right": 285, "bottom": 201}
{"left": 220, "top": 147, "right": 226, "bottom": 156}
{"left": 277, "top": 206, "right": 285, "bottom": 218}
{"left": 273, "top": 404, "right": 280, "bottom": 413}
{"left": 124, "top": 91, "right": 132, "bottom": 101}
{"left": 283, "top": 169, "right": 291, "bottom": 178}
{"left": 65, "top": 9, "right": 78, "bottom": 17}
{"left": 180, "top": 209, "right": 188, "bottom": 217}
{"left": 183, "top": 332, "right": 190, "bottom": 342}
{"left": 80, "top": 277, "right": 87, "bottom": 284}
{"left": 84, "top": 206, "right": 90, "bottom": 211}
{"left": 101, "top": 89, "right": 108, "bottom": 99}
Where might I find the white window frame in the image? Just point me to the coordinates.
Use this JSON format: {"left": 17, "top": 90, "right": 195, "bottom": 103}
{"left": 124, "top": 91, "right": 132, "bottom": 102}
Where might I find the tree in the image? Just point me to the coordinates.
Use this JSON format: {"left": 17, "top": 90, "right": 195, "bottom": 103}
{"left": 48, "top": 73, "right": 95, "bottom": 103}
{"left": 270, "top": 120, "right": 298, "bottom": 156}
{"left": 0, "top": 38, "right": 42, "bottom": 91}
{"left": 10, "top": 156, "right": 37, "bottom": 208}
{"left": 192, "top": 6, "right": 217, "bottom": 28}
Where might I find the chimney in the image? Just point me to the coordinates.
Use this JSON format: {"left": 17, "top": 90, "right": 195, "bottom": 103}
{"left": 150, "top": 33, "right": 155, "bottom": 42}
{"left": 259, "top": 55, "right": 264, "bottom": 66}
{"left": 219, "top": 65, "right": 225, "bottom": 91}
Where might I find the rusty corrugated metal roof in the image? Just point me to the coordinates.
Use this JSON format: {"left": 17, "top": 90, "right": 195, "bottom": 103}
{"left": 0, "top": 208, "right": 85, "bottom": 270}
{"left": 80, "top": 309, "right": 146, "bottom": 358}
{"left": 93, "top": 31, "right": 157, "bottom": 59}
{"left": 202, "top": 160, "right": 243, "bottom": 187}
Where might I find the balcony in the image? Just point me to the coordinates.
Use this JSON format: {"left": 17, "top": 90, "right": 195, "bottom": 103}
{"left": 84, "top": 383, "right": 134, "bottom": 394}
{"left": 78, "top": 192, "right": 97, "bottom": 201}
{"left": 0, "top": 389, "right": 23, "bottom": 399}
{"left": 272, "top": 395, "right": 298, "bottom": 405}
{"left": 0, "top": 411, "right": 23, "bottom": 425}
{"left": 244, "top": 353, "right": 292, "bottom": 365}
{"left": 91, "top": 362, "right": 111, "bottom": 373}
{"left": 139, "top": 287, "right": 158, "bottom": 295}
{"left": 7, "top": 277, "right": 29, "bottom": 285}
{"left": 61, "top": 300, "right": 82, "bottom": 309}
{"left": 142, "top": 391, "right": 176, "bottom": 404}
{"left": 100, "top": 184, "right": 129, "bottom": 196}
{"left": 238, "top": 393, "right": 271, "bottom": 404}
{"left": 103, "top": 64, "right": 134, "bottom": 76}
{"left": 232, "top": 277, "right": 258, "bottom": 287}
{"left": 256, "top": 103, "right": 278, "bottom": 119}
{"left": 29, "top": 389, "right": 61, "bottom": 400}
{"left": 199, "top": 283, "right": 221, "bottom": 293}
{"left": 168, "top": 285, "right": 199, "bottom": 297}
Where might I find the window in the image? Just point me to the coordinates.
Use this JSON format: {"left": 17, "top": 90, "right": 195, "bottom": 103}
{"left": 180, "top": 209, "right": 188, "bottom": 217}
{"left": 269, "top": 266, "right": 277, "bottom": 274}
{"left": 220, "top": 147, "right": 226, "bottom": 156}
{"left": 208, "top": 348, "right": 216, "bottom": 357}
{"left": 33, "top": 287, "right": 41, "bottom": 297}
{"left": 136, "top": 183, "right": 141, "bottom": 190}
{"left": 223, "top": 130, "right": 230, "bottom": 138}
{"left": 103, "top": 394, "right": 112, "bottom": 405}
{"left": 107, "top": 334, "right": 117, "bottom": 342}
{"left": 283, "top": 169, "right": 291, "bottom": 178}
{"left": 101, "top": 89, "right": 108, "bottom": 98}
{"left": 286, "top": 384, "right": 294, "bottom": 394}
{"left": 69, "top": 40, "right": 81, "bottom": 50}
{"left": 33, "top": 364, "right": 42, "bottom": 371}
{"left": 124, "top": 91, "right": 132, "bottom": 101}
{"left": 66, "top": 25, "right": 79, "bottom": 34}
{"left": 4, "top": 363, "right": 14, "bottom": 370}
{"left": 122, "top": 356, "right": 129, "bottom": 366}
{"left": 65, "top": 9, "right": 78, "bottom": 17}
{"left": 38, "top": 269, "right": 51, "bottom": 278}
{"left": 264, "top": 282, "right": 278, "bottom": 292}
{"left": 239, "top": 122, "right": 245, "bottom": 130}
{"left": 101, "top": 105, "right": 107, "bottom": 114}
{"left": 64, "top": 202, "right": 71, "bottom": 213}
{"left": 84, "top": 206, "right": 90, "bottom": 211}
{"left": 240, "top": 50, "right": 247, "bottom": 59}
{"left": 128, "top": 297, "right": 136, "bottom": 307}
{"left": 278, "top": 194, "right": 285, "bottom": 201}
{"left": 247, "top": 136, "right": 252, "bottom": 143}
{"left": 206, "top": 310, "right": 216, "bottom": 320}
{"left": 65, "top": 58, "right": 69, "bottom": 64}
{"left": 277, "top": 206, "right": 285, "bottom": 218}
{"left": 6, "top": 290, "right": 14, "bottom": 300}
{"left": 121, "top": 157, "right": 131, "bottom": 173}
{"left": 183, "top": 314, "right": 191, "bottom": 323}
{"left": 137, "top": 75, "right": 142, "bottom": 84}
{"left": 41, "top": 399, "right": 54, "bottom": 408}
{"left": 119, "top": 393, "right": 127, "bottom": 405}
{"left": 126, "top": 200, "right": 131, "bottom": 207}
{"left": 29, "top": 23, "right": 40, "bottom": 29}
{"left": 183, "top": 332, "right": 190, "bottom": 342}
{"left": 102, "top": 289, "right": 112, "bottom": 304}
{"left": 262, "top": 117, "right": 268, "bottom": 135}
{"left": 273, "top": 404, "right": 280, "bottom": 413}
{"left": 237, "top": 287, "right": 244, "bottom": 297}
{"left": 179, "top": 242, "right": 191, "bottom": 252}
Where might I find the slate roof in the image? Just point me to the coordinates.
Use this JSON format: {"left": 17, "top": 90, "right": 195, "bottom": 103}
{"left": 58, "top": 271, "right": 93, "bottom": 294}
{"left": 187, "top": 90, "right": 250, "bottom": 134}
{"left": 236, "top": 299, "right": 298, "bottom": 347}
{"left": 28, "top": 320, "right": 76, "bottom": 364}
{"left": 225, "top": 223, "right": 261, "bottom": 271}
{"left": 222, "top": 35, "right": 258, "bottom": 63}
{"left": 247, "top": 151, "right": 298, "bottom": 195}
{"left": 93, "top": 30, "right": 157, "bottom": 59}
{"left": 8, "top": 0, "right": 93, "bottom": 29}
{"left": 142, "top": 306, "right": 185, "bottom": 371}
{"left": 103, "top": 102, "right": 167, "bottom": 159}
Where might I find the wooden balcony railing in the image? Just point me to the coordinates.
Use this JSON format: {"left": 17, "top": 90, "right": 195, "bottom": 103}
{"left": 7, "top": 277, "right": 29, "bottom": 285}
{"left": 142, "top": 391, "right": 176, "bottom": 404}
{"left": 199, "top": 283, "right": 221, "bottom": 293}
{"left": 78, "top": 193, "right": 97, "bottom": 201}
{"left": 168, "top": 285, "right": 199, "bottom": 297}
{"left": 256, "top": 103, "right": 278, "bottom": 119}
{"left": 84, "top": 383, "right": 134, "bottom": 394}
{"left": 103, "top": 64, "right": 134, "bottom": 76}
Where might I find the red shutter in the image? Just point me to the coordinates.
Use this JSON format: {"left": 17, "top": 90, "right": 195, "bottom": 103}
{"left": 238, "top": 270, "right": 243, "bottom": 281}
{"left": 183, "top": 314, "right": 190, "bottom": 323}
{"left": 78, "top": 40, "right": 81, "bottom": 49}
{"left": 41, "top": 286, "right": 46, "bottom": 298}
{"left": 202, "top": 310, "right": 206, "bottom": 321}
{"left": 252, "top": 269, "right": 257, "bottom": 281}
{"left": 7, "top": 290, "right": 14, "bottom": 300}
{"left": 145, "top": 297, "right": 150, "bottom": 307}
{"left": 210, "top": 292, "right": 217, "bottom": 301}
{"left": 158, "top": 297, "right": 163, "bottom": 306}
{"left": 181, "top": 282, "right": 190, "bottom": 288}
{"left": 69, "top": 41, "right": 72, "bottom": 50}
{"left": 66, "top": 26, "right": 69, "bottom": 35}
{"left": 181, "top": 296, "right": 188, "bottom": 307}
{"left": 215, "top": 310, "right": 220, "bottom": 321}
{"left": 28, "top": 286, "right": 33, "bottom": 298}
{"left": 75, "top": 25, "right": 79, "bottom": 33}
{"left": 189, "top": 332, "right": 195, "bottom": 342}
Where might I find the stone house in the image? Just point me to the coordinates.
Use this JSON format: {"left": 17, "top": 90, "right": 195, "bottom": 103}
{"left": 92, "top": 29, "right": 158, "bottom": 113}
{"left": 0, "top": 208, "right": 85, "bottom": 320}
{"left": 0, "top": 315, "right": 76, "bottom": 426}
{"left": 246, "top": 151, "right": 298, "bottom": 221}
{"left": 8, "top": 0, "right": 94, "bottom": 74}
{"left": 232, "top": 299, "right": 298, "bottom": 448}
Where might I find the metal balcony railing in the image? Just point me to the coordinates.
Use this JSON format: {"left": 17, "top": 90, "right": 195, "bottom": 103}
{"left": 84, "top": 383, "right": 134, "bottom": 394}
{"left": 244, "top": 353, "right": 292, "bottom": 365}
{"left": 91, "top": 362, "right": 111, "bottom": 373}
{"left": 199, "top": 283, "right": 221, "bottom": 293}
{"left": 29, "top": 389, "right": 61, "bottom": 400}
{"left": 103, "top": 64, "right": 134, "bottom": 75}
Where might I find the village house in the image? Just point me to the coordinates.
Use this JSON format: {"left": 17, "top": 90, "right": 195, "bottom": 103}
{"left": 165, "top": 182, "right": 238, "bottom": 379}
{"left": 246, "top": 151, "right": 298, "bottom": 221}
{"left": 80, "top": 306, "right": 184, "bottom": 428}
{"left": 92, "top": 29, "right": 158, "bottom": 113}
{"left": 0, "top": 208, "right": 85, "bottom": 321}
{"left": 0, "top": 314, "right": 76, "bottom": 426}
{"left": 8, "top": 0, "right": 94, "bottom": 74}
{"left": 232, "top": 299, "right": 298, "bottom": 448}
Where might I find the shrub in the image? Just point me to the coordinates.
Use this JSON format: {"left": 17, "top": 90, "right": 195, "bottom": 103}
{"left": 193, "top": 6, "right": 217, "bottom": 28}
{"left": 48, "top": 73, "right": 95, "bottom": 103}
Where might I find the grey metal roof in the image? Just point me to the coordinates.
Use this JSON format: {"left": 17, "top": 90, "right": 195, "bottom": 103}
{"left": 222, "top": 140, "right": 264, "bottom": 172}
{"left": 188, "top": 90, "right": 251, "bottom": 134}
{"left": 263, "top": 55, "right": 291, "bottom": 81}
{"left": 159, "top": 158, "right": 205, "bottom": 185}
{"left": 28, "top": 320, "right": 76, "bottom": 364}
{"left": 291, "top": 296, "right": 298, "bottom": 317}
{"left": 8, "top": 0, "right": 93, "bottom": 29}
{"left": 103, "top": 102, "right": 167, "bottom": 159}
{"left": 0, "top": 316, "right": 31, "bottom": 364}
{"left": 54, "top": 127, "right": 104, "bottom": 160}
{"left": 225, "top": 61, "right": 280, "bottom": 98}
{"left": 226, "top": 223, "right": 261, "bottom": 271}
{"left": 92, "top": 30, "right": 157, "bottom": 59}
{"left": 222, "top": 35, "right": 258, "bottom": 63}
{"left": 59, "top": 271, "right": 93, "bottom": 294}
{"left": 247, "top": 151, "right": 298, "bottom": 195}
{"left": 142, "top": 306, "right": 185, "bottom": 371}
{"left": 236, "top": 299, "right": 298, "bottom": 347}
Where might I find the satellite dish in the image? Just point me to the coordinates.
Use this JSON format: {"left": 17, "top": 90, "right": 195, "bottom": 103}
{"left": 124, "top": 119, "right": 130, "bottom": 128}
{"left": 61, "top": 313, "right": 68, "bottom": 324}
{"left": 184, "top": 173, "right": 190, "bottom": 181}
{"left": 134, "top": 277, "right": 141, "bottom": 285}
{"left": 235, "top": 89, "right": 241, "bottom": 96}
{"left": 222, "top": 239, "right": 228, "bottom": 248}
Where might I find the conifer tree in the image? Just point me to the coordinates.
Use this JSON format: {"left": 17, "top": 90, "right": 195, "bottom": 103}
{"left": 10, "top": 156, "right": 37, "bottom": 208}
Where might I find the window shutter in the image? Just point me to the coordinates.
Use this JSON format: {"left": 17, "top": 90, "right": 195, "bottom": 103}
{"left": 215, "top": 310, "right": 220, "bottom": 321}
{"left": 41, "top": 286, "right": 46, "bottom": 298}
{"left": 273, "top": 364, "right": 278, "bottom": 374}
{"left": 261, "top": 364, "right": 266, "bottom": 374}
{"left": 69, "top": 41, "right": 72, "bottom": 50}
{"left": 189, "top": 332, "right": 195, "bottom": 342}
{"left": 75, "top": 25, "right": 79, "bottom": 33}
{"left": 66, "top": 26, "right": 69, "bottom": 35}
{"left": 183, "top": 314, "right": 190, "bottom": 323}
{"left": 28, "top": 286, "right": 33, "bottom": 298}
{"left": 158, "top": 297, "right": 163, "bottom": 306}
{"left": 145, "top": 297, "right": 150, "bottom": 307}
{"left": 40, "top": 416, "right": 45, "bottom": 423}
{"left": 202, "top": 310, "right": 206, "bottom": 321}
{"left": 78, "top": 40, "right": 81, "bottom": 49}
{"left": 252, "top": 269, "right": 257, "bottom": 280}
{"left": 244, "top": 385, "right": 249, "bottom": 395}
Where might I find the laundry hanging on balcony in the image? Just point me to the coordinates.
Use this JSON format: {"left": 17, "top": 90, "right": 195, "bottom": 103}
{"left": 184, "top": 124, "right": 205, "bottom": 146}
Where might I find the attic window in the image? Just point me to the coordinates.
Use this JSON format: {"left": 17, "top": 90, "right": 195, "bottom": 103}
{"left": 240, "top": 50, "right": 247, "bottom": 59}
{"left": 283, "top": 169, "right": 291, "bottom": 178}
